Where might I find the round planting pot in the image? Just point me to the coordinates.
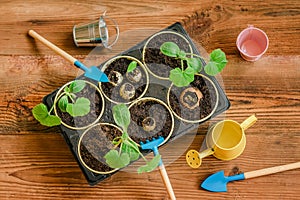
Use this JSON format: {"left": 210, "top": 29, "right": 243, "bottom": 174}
{"left": 167, "top": 74, "right": 219, "bottom": 123}
{"left": 99, "top": 55, "right": 149, "bottom": 104}
{"left": 54, "top": 80, "right": 105, "bottom": 130}
{"left": 77, "top": 123, "right": 123, "bottom": 174}
{"left": 142, "top": 31, "right": 193, "bottom": 80}
{"left": 128, "top": 97, "right": 175, "bottom": 146}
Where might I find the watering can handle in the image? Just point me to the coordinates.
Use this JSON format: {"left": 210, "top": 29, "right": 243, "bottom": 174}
{"left": 28, "top": 30, "right": 77, "bottom": 65}
{"left": 240, "top": 114, "right": 257, "bottom": 130}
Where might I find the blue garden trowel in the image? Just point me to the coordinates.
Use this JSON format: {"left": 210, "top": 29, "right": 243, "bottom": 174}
{"left": 140, "top": 136, "right": 176, "bottom": 200}
{"left": 28, "top": 30, "right": 109, "bottom": 82}
{"left": 201, "top": 161, "right": 300, "bottom": 192}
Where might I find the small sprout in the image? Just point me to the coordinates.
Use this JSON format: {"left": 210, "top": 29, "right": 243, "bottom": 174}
{"left": 180, "top": 87, "right": 203, "bottom": 110}
{"left": 126, "top": 67, "right": 142, "bottom": 83}
{"left": 119, "top": 82, "right": 135, "bottom": 100}
{"left": 142, "top": 117, "right": 156, "bottom": 132}
{"left": 57, "top": 80, "right": 90, "bottom": 117}
{"left": 104, "top": 104, "right": 161, "bottom": 173}
{"left": 127, "top": 61, "right": 138, "bottom": 73}
{"left": 108, "top": 71, "right": 123, "bottom": 86}
{"left": 160, "top": 42, "right": 228, "bottom": 87}
{"left": 32, "top": 80, "right": 91, "bottom": 127}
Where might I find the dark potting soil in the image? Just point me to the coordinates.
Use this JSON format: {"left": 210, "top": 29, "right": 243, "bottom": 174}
{"left": 143, "top": 32, "right": 192, "bottom": 78}
{"left": 128, "top": 99, "right": 173, "bottom": 144}
{"left": 56, "top": 83, "right": 103, "bottom": 128}
{"left": 79, "top": 124, "right": 122, "bottom": 172}
{"left": 101, "top": 58, "right": 147, "bottom": 103}
{"left": 168, "top": 75, "right": 217, "bottom": 121}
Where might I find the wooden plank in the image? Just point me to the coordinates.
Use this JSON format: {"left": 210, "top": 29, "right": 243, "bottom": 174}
{"left": 0, "top": 0, "right": 299, "bottom": 55}
{"left": 182, "top": 1, "right": 300, "bottom": 55}
{"left": 220, "top": 55, "right": 300, "bottom": 135}
{"left": 0, "top": 0, "right": 299, "bottom": 199}
{"left": 0, "top": 0, "right": 207, "bottom": 55}
{"left": 0, "top": 134, "right": 299, "bottom": 199}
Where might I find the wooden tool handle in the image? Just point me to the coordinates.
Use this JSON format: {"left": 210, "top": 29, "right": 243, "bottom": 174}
{"left": 158, "top": 164, "right": 176, "bottom": 200}
{"left": 28, "top": 30, "right": 77, "bottom": 64}
{"left": 244, "top": 162, "right": 300, "bottom": 179}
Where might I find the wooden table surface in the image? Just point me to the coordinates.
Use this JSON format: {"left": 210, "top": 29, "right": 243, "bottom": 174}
{"left": 1, "top": 0, "right": 299, "bottom": 199}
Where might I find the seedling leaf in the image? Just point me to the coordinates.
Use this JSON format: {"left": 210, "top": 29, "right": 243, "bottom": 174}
{"left": 104, "top": 149, "right": 130, "bottom": 169}
{"left": 127, "top": 61, "right": 138, "bottom": 73}
{"left": 178, "top": 50, "right": 186, "bottom": 59}
{"left": 122, "top": 140, "right": 140, "bottom": 161}
{"left": 209, "top": 49, "right": 228, "bottom": 72}
{"left": 137, "top": 154, "right": 161, "bottom": 173}
{"left": 58, "top": 95, "right": 68, "bottom": 112}
{"left": 183, "top": 67, "right": 195, "bottom": 82}
{"left": 169, "top": 67, "right": 194, "bottom": 87}
{"left": 160, "top": 42, "right": 180, "bottom": 57}
{"left": 169, "top": 68, "right": 184, "bottom": 87}
{"left": 66, "top": 97, "right": 90, "bottom": 117}
{"left": 204, "top": 62, "right": 220, "bottom": 76}
{"left": 69, "top": 80, "right": 86, "bottom": 93}
{"left": 64, "top": 86, "right": 70, "bottom": 93}
{"left": 42, "top": 115, "right": 62, "bottom": 127}
{"left": 32, "top": 103, "right": 61, "bottom": 127}
{"left": 186, "top": 57, "right": 203, "bottom": 73}
{"left": 112, "top": 104, "right": 131, "bottom": 132}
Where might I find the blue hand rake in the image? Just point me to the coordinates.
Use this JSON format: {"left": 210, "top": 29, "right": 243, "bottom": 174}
{"left": 140, "top": 136, "right": 176, "bottom": 200}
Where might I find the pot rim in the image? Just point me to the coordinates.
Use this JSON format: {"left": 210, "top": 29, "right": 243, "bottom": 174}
{"left": 54, "top": 80, "right": 105, "bottom": 130}
{"left": 77, "top": 122, "right": 122, "bottom": 174}
{"left": 99, "top": 55, "right": 149, "bottom": 104}
{"left": 142, "top": 30, "right": 193, "bottom": 80}
{"left": 167, "top": 74, "right": 219, "bottom": 123}
{"left": 128, "top": 97, "right": 175, "bottom": 147}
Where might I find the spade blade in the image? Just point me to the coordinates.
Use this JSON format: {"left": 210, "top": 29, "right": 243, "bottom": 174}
{"left": 84, "top": 66, "right": 109, "bottom": 82}
{"left": 201, "top": 170, "right": 245, "bottom": 192}
{"left": 201, "top": 171, "right": 228, "bottom": 192}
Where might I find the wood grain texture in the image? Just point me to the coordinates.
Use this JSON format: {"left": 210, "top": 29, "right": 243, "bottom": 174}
{"left": 0, "top": 0, "right": 299, "bottom": 199}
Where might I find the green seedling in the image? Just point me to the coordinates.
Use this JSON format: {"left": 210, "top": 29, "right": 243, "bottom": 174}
{"left": 32, "top": 80, "right": 91, "bottom": 127}
{"left": 160, "top": 42, "right": 228, "bottom": 87}
{"left": 104, "top": 103, "right": 161, "bottom": 173}
{"left": 127, "top": 61, "right": 138, "bottom": 73}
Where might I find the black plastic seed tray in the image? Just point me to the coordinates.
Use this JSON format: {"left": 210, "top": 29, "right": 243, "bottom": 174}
{"left": 43, "top": 22, "right": 230, "bottom": 185}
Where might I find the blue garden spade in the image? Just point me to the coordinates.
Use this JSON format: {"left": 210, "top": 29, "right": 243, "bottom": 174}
{"left": 201, "top": 161, "right": 300, "bottom": 192}
{"left": 140, "top": 136, "right": 176, "bottom": 200}
{"left": 28, "top": 30, "right": 109, "bottom": 82}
